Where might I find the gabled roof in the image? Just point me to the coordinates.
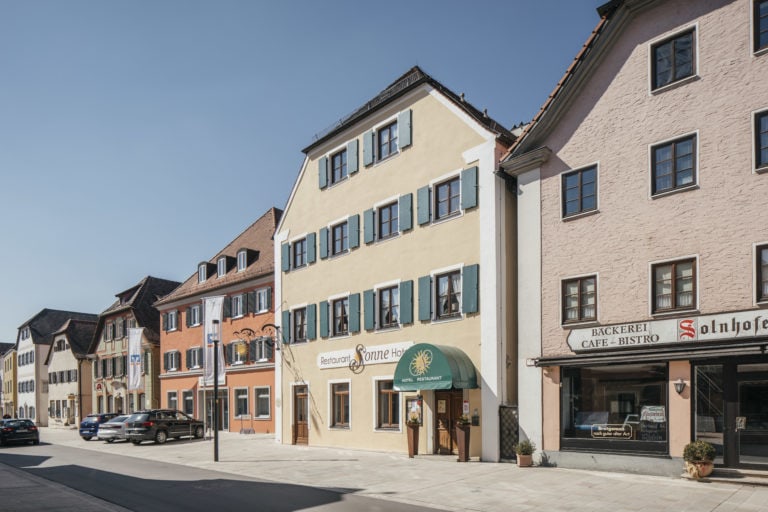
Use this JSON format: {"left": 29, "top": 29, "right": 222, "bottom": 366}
{"left": 154, "top": 207, "right": 282, "bottom": 307}
{"left": 17, "top": 309, "right": 98, "bottom": 348}
{"left": 303, "top": 66, "right": 515, "bottom": 154}
{"left": 46, "top": 319, "right": 98, "bottom": 364}
{"left": 90, "top": 276, "right": 182, "bottom": 351}
{"left": 503, "top": 0, "right": 640, "bottom": 162}
{"left": 0, "top": 342, "right": 15, "bottom": 357}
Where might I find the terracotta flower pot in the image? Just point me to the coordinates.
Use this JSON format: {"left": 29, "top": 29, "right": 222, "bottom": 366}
{"left": 456, "top": 424, "right": 470, "bottom": 462}
{"left": 685, "top": 460, "right": 714, "bottom": 479}
{"left": 517, "top": 454, "right": 533, "bottom": 467}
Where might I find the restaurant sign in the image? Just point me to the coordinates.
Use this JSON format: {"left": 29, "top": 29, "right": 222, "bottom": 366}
{"left": 318, "top": 342, "right": 412, "bottom": 370}
{"left": 567, "top": 309, "right": 768, "bottom": 352}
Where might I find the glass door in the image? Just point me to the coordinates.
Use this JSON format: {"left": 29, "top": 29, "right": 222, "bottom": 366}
{"left": 694, "top": 365, "right": 725, "bottom": 464}
{"left": 736, "top": 364, "right": 768, "bottom": 467}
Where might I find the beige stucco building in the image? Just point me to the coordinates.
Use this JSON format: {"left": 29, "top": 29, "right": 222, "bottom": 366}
{"left": 503, "top": 0, "right": 768, "bottom": 475}
{"left": 275, "top": 67, "right": 517, "bottom": 461}
{"left": 2, "top": 347, "right": 16, "bottom": 417}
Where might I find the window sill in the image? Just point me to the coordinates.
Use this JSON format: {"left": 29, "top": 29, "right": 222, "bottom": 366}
{"left": 432, "top": 314, "right": 463, "bottom": 325}
{"left": 650, "top": 74, "right": 699, "bottom": 95}
{"left": 754, "top": 47, "right": 768, "bottom": 58}
{"left": 755, "top": 165, "right": 768, "bottom": 175}
{"left": 651, "top": 183, "right": 699, "bottom": 200}
{"left": 232, "top": 314, "right": 245, "bottom": 320}
{"left": 329, "top": 250, "right": 350, "bottom": 260}
{"left": 432, "top": 211, "right": 463, "bottom": 227}
{"left": 330, "top": 333, "right": 351, "bottom": 340}
{"left": 373, "top": 151, "right": 400, "bottom": 167}
{"left": 326, "top": 176, "right": 350, "bottom": 189}
{"left": 330, "top": 426, "right": 350, "bottom": 430}
{"left": 562, "top": 209, "right": 599, "bottom": 222}
{"left": 651, "top": 308, "right": 699, "bottom": 318}
{"left": 375, "top": 325, "right": 402, "bottom": 334}
{"left": 375, "top": 427, "right": 401, "bottom": 433}
{"left": 562, "top": 320, "right": 599, "bottom": 329}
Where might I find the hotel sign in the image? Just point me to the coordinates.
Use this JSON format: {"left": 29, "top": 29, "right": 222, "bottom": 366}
{"left": 318, "top": 342, "right": 413, "bottom": 370}
{"left": 567, "top": 309, "right": 768, "bottom": 352}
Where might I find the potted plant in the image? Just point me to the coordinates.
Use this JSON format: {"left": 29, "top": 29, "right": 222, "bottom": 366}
{"left": 406, "top": 411, "right": 420, "bottom": 458}
{"left": 683, "top": 439, "right": 715, "bottom": 479}
{"left": 514, "top": 439, "right": 536, "bottom": 467}
{"left": 456, "top": 414, "right": 471, "bottom": 462}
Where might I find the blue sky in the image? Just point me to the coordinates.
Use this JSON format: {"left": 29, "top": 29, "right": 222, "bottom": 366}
{"left": 0, "top": 0, "right": 602, "bottom": 343}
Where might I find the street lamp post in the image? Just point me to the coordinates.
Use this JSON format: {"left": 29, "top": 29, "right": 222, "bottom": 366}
{"left": 212, "top": 319, "right": 220, "bottom": 462}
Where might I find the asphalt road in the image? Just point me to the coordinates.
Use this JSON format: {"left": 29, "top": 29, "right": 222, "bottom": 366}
{"left": 0, "top": 441, "right": 440, "bottom": 512}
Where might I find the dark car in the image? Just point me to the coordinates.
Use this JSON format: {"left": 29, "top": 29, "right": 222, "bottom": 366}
{"left": 0, "top": 419, "right": 40, "bottom": 446}
{"left": 124, "top": 409, "right": 204, "bottom": 445}
{"left": 79, "top": 413, "right": 119, "bottom": 441}
{"left": 97, "top": 415, "right": 130, "bottom": 443}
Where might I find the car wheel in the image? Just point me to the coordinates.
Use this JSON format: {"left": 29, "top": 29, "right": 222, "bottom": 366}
{"left": 155, "top": 430, "right": 168, "bottom": 444}
{"left": 106, "top": 438, "right": 114, "bottom": 443}
{"left": 194, "top": 426, "right": 204, "bottom": 439}
{"left": 82, "top": 436, "right": 92, "bottom": 441}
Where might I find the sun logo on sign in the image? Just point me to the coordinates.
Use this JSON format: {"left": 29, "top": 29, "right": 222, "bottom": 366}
{"left": 409, "top": 349, "right": 433, "bottom": 377}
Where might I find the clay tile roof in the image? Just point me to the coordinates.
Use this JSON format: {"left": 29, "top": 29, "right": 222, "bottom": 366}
{"left": 154, "top": 207, "right": 282, "bottom": 307}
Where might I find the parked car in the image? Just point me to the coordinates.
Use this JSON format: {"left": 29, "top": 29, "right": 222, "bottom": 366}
{"left": 124, "top": 409, "right": 204, "bottom": 445}
{"left": 79, "top": 413, "right": 119, "bottom": 441}
{"left": 0, "top": 419, "right": 40, "bottom": 446}
{"left": 97, "top": 415, "right": 130, "bottom": 443}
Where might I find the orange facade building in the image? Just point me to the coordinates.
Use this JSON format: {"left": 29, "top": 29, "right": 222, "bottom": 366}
{"left": 156, "top": 208, "right": 281, "bottom": 434}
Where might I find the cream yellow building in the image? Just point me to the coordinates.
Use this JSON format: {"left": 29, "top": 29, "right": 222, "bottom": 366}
{"left": 274, "top": 67, "right": 517, "bottom": 461}
{"left": 2, "top": 347, "right": 16, "bottom": 417}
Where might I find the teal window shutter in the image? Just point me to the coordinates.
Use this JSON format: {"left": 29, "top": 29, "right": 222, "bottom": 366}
{"left": 349, "top": 214, "right": 360, "bottom": 249}
{"left": 307, "top": 232, "right": 316, "bottom": 263}
{"left": 363, "top": 208, "right": 375, "bottom": 244}
{"left": 398, "top": 109, "right": 412, "bottom": 148}
{"left": 363, "top": 130, "right": 374, "bottom": 166}
{"left": 307, "top": 304, "right": 317, "bottom": 340}
{"left": 462, "top": 264, "right": 479, "bottom": 313}
{"left": 400, "top": 280, "right": 413, "bottom": 324}
{"left": 417, "top": 186, "right": 431, "bottom": 225}
{"left": 281, "top": 311, "right": 291, "bottom": 344}
{"left": 399, "top": 193, "right": 413, "bottom": 231}
{"left": 418, "top": 275, "right": 432, "bottom": 321}
{"left": 347, "top": 140, "right": 359, "bottom": 174}
{"left": 319, "top": 156, "right": 328, "bottom": 189}
{"left": 319, "top": 301, "right": 329, "bottom": 337}
{"left": 363, "top": 289, "right": 375, "bottom": 330}
{"left": 461, "top": 166, "right": 478, "bottom": 210}
{"left": 349, "top": 293, "right": 360, "bottom": 333}
{"left": 281, "top": 243, "right": 290, "bottom": 272}
{"left": 319, "top": 227, "right": 329, "bottom": 259}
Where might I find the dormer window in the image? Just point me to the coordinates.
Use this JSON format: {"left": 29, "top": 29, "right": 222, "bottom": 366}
{"left": 237, "top": 250, "right": 248, "bottom": 271}
{"left": 217, "top": 257, "right": 227, "bottom": 278}
{"left": 198, "top": 264, "right": 207, "bottom": 283}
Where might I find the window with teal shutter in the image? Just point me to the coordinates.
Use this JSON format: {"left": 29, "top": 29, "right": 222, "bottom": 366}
{"left": 461, "top": 166, "right": 478, "bottom": 210}
{"left": 364, "top": 209, "right": 375, "bottom": 244}
{"left": 281, "top": 311, "right": 291, "bottom": 344}
{"left": 417, "top": 186, "right": 431, "bottom": 225}
{"left": 347, "top": 140, "right": 359, "bottom": 174}
{"left": 400, "top": 280, "right": 413, "bottom": 324}
{"left": 363, "top": 290, "right": 375, "bottom": 330}
{"left": 281, "top": 243, "right": 290, "bottom": 272}
{"left": 319, "top": 300, "right": 329, "bottom": 337}
{"left": 319, "top": 227, "right": 329, "bottom": 259}
{"left": 418, "top": 275, "right": 432, "bottom": 321}
{"left": 349, "top": 293, "right": 360, "bottom": 333}
{"left": 307, "top": 232, "right": 317, "bottom": 263}
{"left": 319, "top": 156, "right": 328, "bottom": 189}
{"left": 398, "top": 110, "right": 412, "bottom": 148}
{"left": 363, "top": 131, "right": 374, "bottom": 166}
{"left": 307, "top": 304, "right": 317, "bottom": 340}
{"left": 399, "top": 194, "right": 413, "bottom": 231}
{"left": 348, "top": 214, "right": 360, "bottom": 249}
{"left": 462, "top": 264, "right": 479, "bottom": 313}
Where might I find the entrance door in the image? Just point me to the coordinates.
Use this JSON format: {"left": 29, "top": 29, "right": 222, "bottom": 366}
{"left": 695, "top": 362, "right": 768, "bottom": 468}
{"left": 435, "top": 391, "right": 462, "bottom": 455}
{"left": 293, "top": 385, "right": 309, "bottom": 445}
{"left": 204, "top": 390, "right": 228, "bottom": 431}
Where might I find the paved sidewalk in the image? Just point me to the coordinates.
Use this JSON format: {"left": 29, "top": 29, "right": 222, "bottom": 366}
{"left": 22, "top": 428, "right": 768, "bottom": 511}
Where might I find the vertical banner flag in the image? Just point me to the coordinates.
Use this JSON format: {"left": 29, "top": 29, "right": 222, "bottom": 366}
{"left": 203, "top": 296, "right": 226, "bottom": 385}
{"left": 127, "top": 327, "right": 144, "bottom": 391}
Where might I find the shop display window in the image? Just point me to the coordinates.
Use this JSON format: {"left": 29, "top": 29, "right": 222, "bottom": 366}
{"left": 561, "top": 363, "right": 668, "bottom": 453}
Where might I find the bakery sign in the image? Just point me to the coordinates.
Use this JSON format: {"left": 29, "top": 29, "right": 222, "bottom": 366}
{"left": 567, "top": 309, "right": 768, "bottom": 352}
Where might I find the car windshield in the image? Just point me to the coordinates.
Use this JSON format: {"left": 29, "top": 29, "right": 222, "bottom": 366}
{"left": 127, "top": 413, "right": 149, "bottom": 422}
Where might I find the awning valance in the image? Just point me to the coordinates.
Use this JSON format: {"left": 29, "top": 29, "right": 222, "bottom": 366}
{"left": 393, "top": 343, "right": 478, "bottom": 391}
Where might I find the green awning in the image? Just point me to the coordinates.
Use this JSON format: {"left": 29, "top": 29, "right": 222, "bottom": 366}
{"left": 393, "top": 343, "right": 478, "bottom": 391}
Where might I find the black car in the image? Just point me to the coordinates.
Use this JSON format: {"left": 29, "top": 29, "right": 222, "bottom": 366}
{"left": 0, "top": 419, "right": 40, "bottom": 446}
{"left": 124, "top": 409, "right": 204, "bottom": 445}
{"left": 79, "top": 413, "right": 119, "bottom": 441}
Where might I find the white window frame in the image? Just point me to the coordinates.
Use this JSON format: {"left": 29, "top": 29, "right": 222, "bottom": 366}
{"left": 648, "top": 23, "right": 699, "bottom": 95}
{"left": 167, "top": 310, "right": 179, "bottom": 332}
{"left": 189, "top": 346, "right": 203, "bottom": 369}
{"left": 168, "top": 350, "right": 181, "bottom": 372}
{"left": 167, "top": 391, "right": 178, "bottom": 410}
{"left": 753, "top": 108, "right": 768, "bottom": 173}
{"left": 256, "top": 288, "right": 269, "bottom": 313}
{"left": 372, "top": 114, "right": 400, "bottom": 164}
{"left": 291, "top": 306, "right": 308, "bottom": 344}
{"left": 231, "top": 295, "right": 245, "bottom": 319}
{"left": 372, "top": 375, "right": 401, "bottom": 432}
{"left": 428, "top": 169, "right": 465, "bottom": 225}
{"left": 231, "top": 340, "right": 248, "bottom": 365}
{"left": 560, "top": 162, "right": 600, "bottom": 221}
{"left": 648, "top": 130, "right": 700, "bottom": 199}
{"left": 237, "top": 250, "right": 248, "bottom": 271}
{"left": 648, "top": 254, "right": 700, "bottom": 317}
{"left": 559, "top": 272, "right": 600, "bottom": 327}
{"left": 329, "top": 219, "right": 349, "bottom": 257}
{"left": 753, "top": 0, "right": 768, "bottom": 56}
{"left": 254, "top": 386, "right": 271, "bottom": 419}
{"left": 373, "top": 279, "right": 402, "bottom": 332}
{"left": 182, "top": 390, "right": 194, "bottom": 416}
{"left": 328, "top": 291, "right": 351, "bottom": 338}
{"left": 198, "top": 264, "right": 207, "bottom": 283}
{"left": 374, "top": 195, "right": 401, "bottom": 242}
{"left": 189, "top": 305, "right": 202, "bottom": 327}
{"left": 217, "top": 257, "right": 227, "bottom": 277}
{"left": 328, "top": 378, "right": 352, "bottom": 430}
{"left": 234, "top": 387, "right": 249, "bottom": 417}
{"left": 430, "top": 263, "right": 464, "bottom": 322}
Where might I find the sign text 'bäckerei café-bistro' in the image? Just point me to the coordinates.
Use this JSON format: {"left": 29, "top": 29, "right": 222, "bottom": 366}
{"left": 567, "top": 309, "right": 768, "bottom": 352}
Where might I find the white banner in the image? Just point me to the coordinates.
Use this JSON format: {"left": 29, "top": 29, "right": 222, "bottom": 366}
{"left": 127, "top": 327, "right": 144, "bottom": 391}
{"left": 203, "top": 296, "right": 226, "bottom": 385}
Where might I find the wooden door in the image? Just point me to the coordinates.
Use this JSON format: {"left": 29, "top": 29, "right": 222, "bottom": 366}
{"left": 293, "top": 385, "right": 309, "bottom": 445}
{"left": 435, "top": 391, "right": 463, "bottom": 454}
